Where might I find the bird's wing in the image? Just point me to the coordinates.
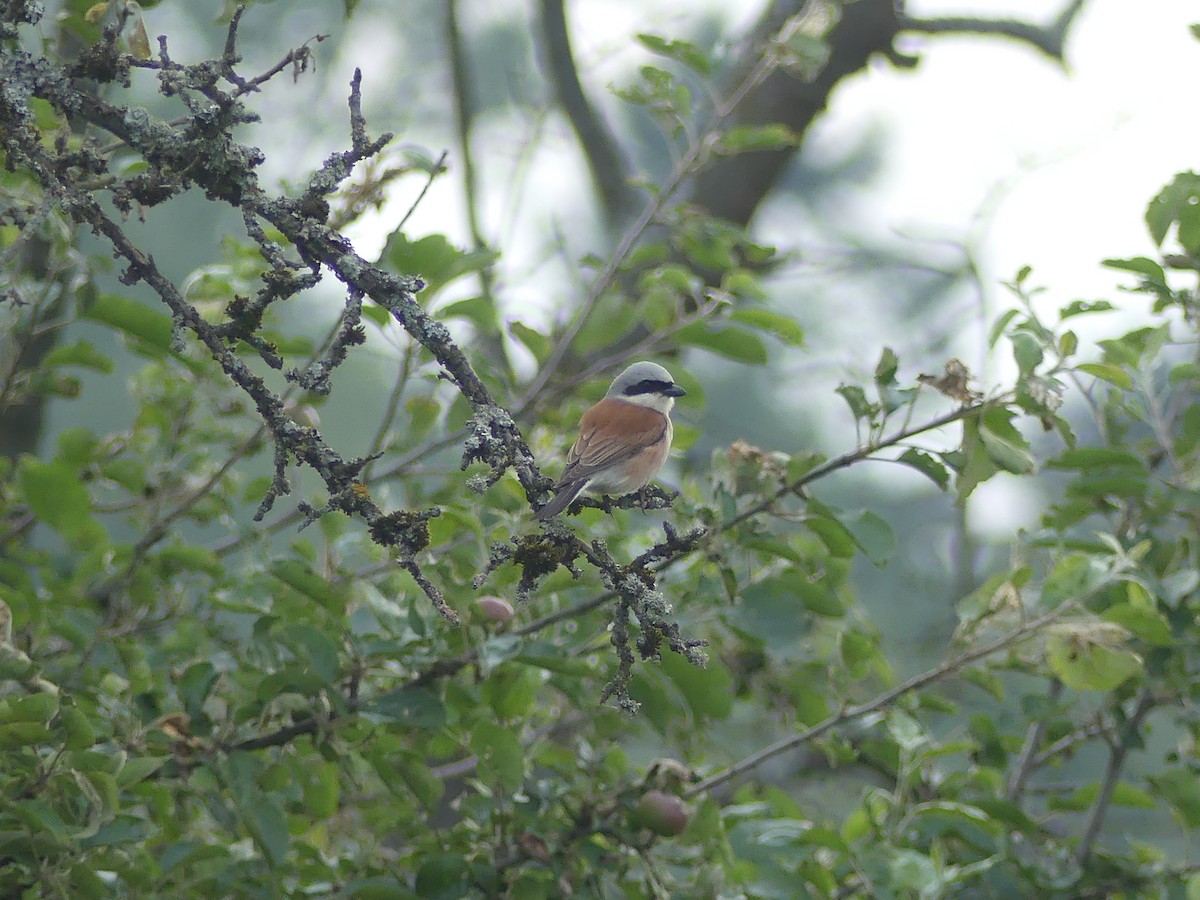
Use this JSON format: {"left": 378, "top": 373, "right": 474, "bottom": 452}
{"left": 557, "top": 398, "right": 668, "bottom": 486}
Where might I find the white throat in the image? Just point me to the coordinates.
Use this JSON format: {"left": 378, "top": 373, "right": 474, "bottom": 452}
{"left": 616, "top": 393, "right": 676, "bottom": 415}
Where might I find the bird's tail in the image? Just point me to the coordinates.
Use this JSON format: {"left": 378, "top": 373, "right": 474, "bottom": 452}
{"left": 533, "top": 480, "right": 587, "bottom": 520}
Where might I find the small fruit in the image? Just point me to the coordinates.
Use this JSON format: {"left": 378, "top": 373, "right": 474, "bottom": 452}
{"left": 633, "top": 790, "right": 689, "bottom": 836}
{"left": 474, "top": 596, "right": 515, "bottom": 624}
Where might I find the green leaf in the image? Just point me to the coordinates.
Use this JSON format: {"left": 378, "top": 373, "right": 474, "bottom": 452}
{"left": 56, "top": 427, "right": 98, "bottom": 465}
{"left": 874, "top": 346, "right": 899, "bottom": 388}
{"left": 509, "top": 322, "right": 550, "bottom": 364}
{"left": 634, "top": 32, "right": 711, "bottom": 73}
{"left": 675, "top": 322, "right": 768, "bottom": 363}
{"left": 955, "top": 420, "right": 993, "bottom": 504}
{"left": 0, "top": 722, "right": 53, "bottom": 749}
{"left": 415, "top": 855, "right": 470, "bottom": 897}
{"left": 1109, "top": 782, "right": 1158, "bottom": 809}
{"left": 18, "top": 459, "right": 94, "bottom": 541}
{"left": 1041, "top": 554, "right": 1107, "bottom": 608}
{"left": 1076, "top": 362, "right": 1132, "bottom": 390}
{"left": 660, "top": 648, "right": 732, "bottom": 720}
{"left": 481, "top": 664, "right": 541, "bottom": 720}
{"left": 1011, "top": 332, "right": 1044, "bottom": 375}
{"left": 1102, "top": 257, "right": 1166, "bottom": 284}
{"left": 469, "top": 720, "right": 525, "bottom": 790}
{"left": 1060, "top": 298, "right": 1117, "bottom": 318}
{"left": 279, "top": 624, "right": 340, "bottom": 683}
{"left": 717, "top": 124, "right": 799, "bottom": 154}
{"left": 158, "top": 842, "right": 231, "bottom": 876}
{"left": 116, "top": 756, "right": 169, "bottom": 787}
{"left": 1146, "top": 172, "right": 1200, "bottom": 248}
{"left": 78, "top": 815, "right": 151, "bottom": 849}
{"left": 157, "top": 544, "right": 223, "bottom": 577}
{"left": 58, "top": 707, "right": 96, "bottom": 750}
{"left": 478, "top": 634, "right": 523, "bottom": 673}
{"left": 1149, "top": 768, "right": 1200, "bottom": 827}
{"left": 300, "top": 759, "right": 340, "bottom": 818}
{"left": 805, "top": 513, "right": 856, "bottom": 559}
{"left": 389, "top": 751, "right": 444, "bottom": 808}
{"left": 786, "top": 452, "right": 825, "bottom": 484}
{"left": 0, "top": 691, "right": 58, "bottom": 723}
{"left": 886, "top": 709, "right": 927, "bottom": 752}
{"left": 889, "top": 848, "right": 940, "bottom": 894}
{"left": 730, "top": 308, "right": 804, "bottom": 346}
{"left": 835, "top": 384, "right": 873, "bottom": 421}
{"left": 378, "top": 232, "right": 497, "bottom": 299}
{"left": 1047, "top": 448, "right": 1144, "bottom": 470}
{"left": 977, "top": 411, "right": 1035, "bottom": 475}
{"left": 517, "top": 649, "right": 593, "bottom": 677}
{"left": 1065, "top": 474, "right": 1149, "bottom": 501}
{"left": 83, "top": 294, "right": 173, "bottom": 354}
{"left": 405, "top": 395, "right": 442, "bottom": 441}
{"left": 42, "top": 339, "right": 114, "bottom": 373}
{"left": 370, "top": 687, "right": 446, "bottom": 730}
{"left": 268, "top": 560, "right": 345, "bottom": 614}
{"left": 438, "top": 295, "right": 499, "bottom": 330}
{"left": 239, "top": 795, "right": 289, "bottom": 867}
{"left": 1044, "top": 631, "right": 1141, "bottom": 691}
{"left": 907, "top": 801, "right": 1002, "bottom": 849}
{"left": 733, "top": 578, "right": 812, "bottom": 659}
{"left": 1101, "top": 603, "right": 1174, "bottom": 647}
{"left": 175, "top": 667, "right": 218, "bottom": 724}
{"left": 988, "top": 309, "right": 1021, "bottom": 348}
{"left": 10, "top": 799, "right": 71, "bottom": 840}
{"left": 839, "top": 629, "right": 878, "bottom": 678}
{"left": 361, "top": 300, "right": 390, "bottom": 327}
{"left": 897, "top": 449, "right": 950, "bottom": 490}
{"left": 849, "top": 510, "right": 894, "bottom": 566}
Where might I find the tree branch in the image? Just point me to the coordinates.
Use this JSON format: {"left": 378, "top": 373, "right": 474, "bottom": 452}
{"left": 1006, "top": 678, "right": 1063, "bottom": 800}
{"left": 685, "top": 587, "right": 1108, "bottom": 798}
{"left": 537, "top": 0, "right": 640, "bottom": 226}
{"left": 1076, "top": 689, "right": 1155, "bottom": 864}
{"left": 898, "top": 0, "right": 1086, "bottom": 64}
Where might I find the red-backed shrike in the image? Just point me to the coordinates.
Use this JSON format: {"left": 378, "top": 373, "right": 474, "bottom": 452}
{"left": 535, "top": 361, "right": 686, "bottom": 520}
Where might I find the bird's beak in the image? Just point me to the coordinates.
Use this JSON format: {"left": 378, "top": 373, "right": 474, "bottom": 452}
{"left": 664, "top": 384, "right": 686, "bottom": 398}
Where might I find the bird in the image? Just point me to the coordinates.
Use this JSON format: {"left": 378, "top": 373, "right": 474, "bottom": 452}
{"left": 534, "top": 361, "right": 686, "bottom": 520}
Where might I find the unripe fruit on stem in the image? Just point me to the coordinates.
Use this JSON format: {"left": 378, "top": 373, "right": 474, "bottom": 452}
{"left": 474, "top": 596, "right": 515, "bottom": 624}
{"left": 633, "top": 790, "right": 689, "bottom": 836}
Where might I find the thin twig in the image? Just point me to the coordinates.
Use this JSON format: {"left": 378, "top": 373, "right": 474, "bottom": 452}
{"left": 686, "top": 587, "right": 1107, "bottom": 798}
{"left": 1076, "top": 688, "right": 1155, "bottom": 864}
{"left": 1006, "top": 678, "right": 1063, "bottom": 800}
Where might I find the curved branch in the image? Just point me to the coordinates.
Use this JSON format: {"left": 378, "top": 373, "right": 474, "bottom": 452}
{"left": 899, "top": 0, "right": 1086, "bottom": 63}
{"left": 692, "top": 0, "right": 900, "bottom": 227}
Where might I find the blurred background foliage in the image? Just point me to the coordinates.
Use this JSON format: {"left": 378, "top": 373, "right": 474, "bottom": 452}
{"left": 4, "top": 0, "right": 1200, "bottom": 896}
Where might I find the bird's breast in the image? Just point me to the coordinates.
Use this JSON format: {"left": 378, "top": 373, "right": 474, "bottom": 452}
{"left": 589, "top": 437, "right": 670, "bottom": 493}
